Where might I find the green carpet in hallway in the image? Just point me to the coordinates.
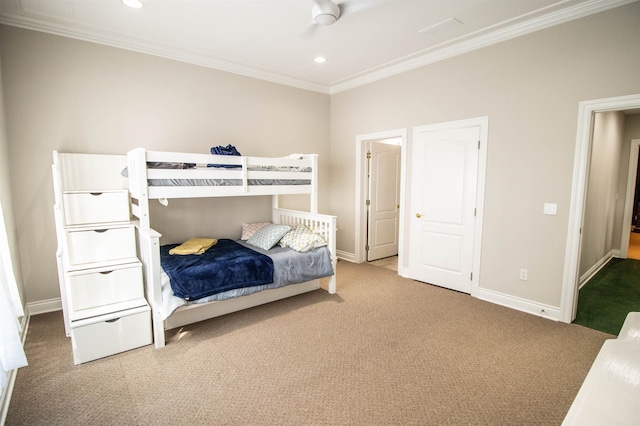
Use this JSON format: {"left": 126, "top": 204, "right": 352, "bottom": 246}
{"left": 573, "top": 258, "right": 640, "bottom": 335}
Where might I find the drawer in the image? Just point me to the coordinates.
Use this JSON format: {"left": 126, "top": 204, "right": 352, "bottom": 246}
{"left": 70, "top": 305, "right": 151, "bottom": 365}
{"left": 63, "top": 191, "right": 130, "bottom": 226}
{"left": 67, "top": 264, "right": 143, "bottom": 312}
{"left": 65, "top": 225, "right": 136, "bottom": 266}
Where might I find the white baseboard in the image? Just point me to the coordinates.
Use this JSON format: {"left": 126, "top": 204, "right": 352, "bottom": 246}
{"left": 26, "top": 298, "right": 62, "bottom": 316}
{"left": 336, "top": 250, "right": 355, "bottom": 263}
{"left": 579, "top": 249, "right": 619, "bottom": 289}
{"left": 1, "top": 315, "right": 30, "bottom": 426}
{"left": 359, "top": 254, "right": 559, "bottom": 320}
{"left": 476, "top": 287, "right": 560, "bottom": 321}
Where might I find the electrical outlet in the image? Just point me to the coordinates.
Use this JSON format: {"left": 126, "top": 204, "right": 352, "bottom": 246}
{"left": 519, "top": 269, "right": 528, "bottom": 281}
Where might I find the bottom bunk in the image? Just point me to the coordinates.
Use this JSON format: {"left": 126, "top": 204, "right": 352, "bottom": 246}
{"left": 136, "top": 208, "right": 337, "bottom": 348}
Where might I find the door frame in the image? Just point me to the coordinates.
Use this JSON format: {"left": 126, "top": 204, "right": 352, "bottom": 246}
{"left": 409, "top": 117, "right": 489, "bottom": 297}
{"left": 355, "top": 129, "right": 407, "bottom": 267}
{"left": 560, "top": 94, "right": 640, "bottom": 323}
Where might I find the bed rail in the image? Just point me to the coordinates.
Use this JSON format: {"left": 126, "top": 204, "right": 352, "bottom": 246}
{"left": 128, "top": 148, "right": 319, "bottom": 229}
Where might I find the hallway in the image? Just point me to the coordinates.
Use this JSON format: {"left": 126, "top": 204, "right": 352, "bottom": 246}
{"left": 630, "top": 231, "right": 640, "bottom": 260}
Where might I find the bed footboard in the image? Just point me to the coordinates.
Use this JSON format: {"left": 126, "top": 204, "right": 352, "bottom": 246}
{"left": 272, "top": 208, "right": 337, "bottom": 294}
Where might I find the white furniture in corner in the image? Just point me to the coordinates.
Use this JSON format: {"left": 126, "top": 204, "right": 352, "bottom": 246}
{"left": 52, "top": 151, "right": 151, "bottom": 365}
{"left": 562, "top": 312, "right": 640, "bottom": 425}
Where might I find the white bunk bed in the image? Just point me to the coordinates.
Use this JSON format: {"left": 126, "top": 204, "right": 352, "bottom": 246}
{"left": 127, "top": 148, "right": 337, "bottom": 348}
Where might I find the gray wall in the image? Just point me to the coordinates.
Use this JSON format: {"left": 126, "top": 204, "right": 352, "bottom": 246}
{"left": 580, "top": 111, "right": 626, "bottom": 276}
{"left": 329, "top": 3, "right": 640, "bottom": 308}
{"left": 0, "top": 26, "right": 330, "bottom": 304}
{"left": 0, "top": 51, "right": 25, "bottom": 309}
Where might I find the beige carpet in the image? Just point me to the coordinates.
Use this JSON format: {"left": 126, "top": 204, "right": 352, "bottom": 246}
{"left": 368, "top": 255, "right": 398, "bottom": 272}
{"left": 7, "top": 261, "right": 612, "bottom": 425}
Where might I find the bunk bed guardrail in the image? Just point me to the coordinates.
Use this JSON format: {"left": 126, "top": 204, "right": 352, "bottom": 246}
{"left": 128, "top": 148, "right": 319, "bottom": 229}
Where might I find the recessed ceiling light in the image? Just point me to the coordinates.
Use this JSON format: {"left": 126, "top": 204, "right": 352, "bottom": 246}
{"left": 122, "top": 0, "right": 144, "bottom": 8}
{"left": 314, "top": 57, "right": 327, "bottom": 64}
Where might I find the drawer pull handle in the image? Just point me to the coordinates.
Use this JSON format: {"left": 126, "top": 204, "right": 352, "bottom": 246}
{"left": 94, "top": 229, "right": 108, "bottom": 233}
{"left": 99, "top": 270, "right": 114, "bottom": 275}
{"left": 105, "top": 318, "right": 120, "bottom": 323}
{"left": 89, "top": 192, "right": 103, "bottom": 196}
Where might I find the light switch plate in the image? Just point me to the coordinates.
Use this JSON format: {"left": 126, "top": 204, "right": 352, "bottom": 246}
{"left": 543, "top": 203, "right": 557, "bottom": 215}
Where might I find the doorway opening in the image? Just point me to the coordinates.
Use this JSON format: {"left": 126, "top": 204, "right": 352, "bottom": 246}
{"left": 561, "top": 94, "right": 640, "bottom": 323}
{"left": 355, "top": 129, "right": 407, "bottom": 271}
{"left": 624, "top": 141, "right": 640, "bottom": 260}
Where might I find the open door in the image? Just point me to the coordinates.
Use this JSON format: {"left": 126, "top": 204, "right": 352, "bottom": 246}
{"left": 366, "top": 141, "right": 401, "bottom": 261}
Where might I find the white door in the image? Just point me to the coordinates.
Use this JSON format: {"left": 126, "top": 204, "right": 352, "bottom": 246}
{"left": 409, "top": 125, "right": 479, "bottom": 294}
{"left": 367, "top": 142, "right": 401, "bottom": 261}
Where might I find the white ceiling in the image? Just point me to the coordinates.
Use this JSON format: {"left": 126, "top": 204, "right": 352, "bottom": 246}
{"left": 0, "top": 0, "right": 634, "bottom": 93}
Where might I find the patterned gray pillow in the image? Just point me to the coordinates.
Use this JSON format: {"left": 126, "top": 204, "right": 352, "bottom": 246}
{"left": 246, "top": 224, "right": 291, "bottom": 250}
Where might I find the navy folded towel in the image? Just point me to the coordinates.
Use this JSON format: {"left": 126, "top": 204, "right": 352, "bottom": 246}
{"left": 208, "top": 144, "right": 242, "bottom": 168}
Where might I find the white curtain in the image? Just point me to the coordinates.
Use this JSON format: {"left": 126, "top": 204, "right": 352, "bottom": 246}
{"left": 0, "top": 199, "right": 27, "bottom": 392}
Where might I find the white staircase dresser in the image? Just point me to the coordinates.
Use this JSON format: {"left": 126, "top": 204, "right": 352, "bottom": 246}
{"left": 52, "top": 151, "right": 151, "bottom": 364}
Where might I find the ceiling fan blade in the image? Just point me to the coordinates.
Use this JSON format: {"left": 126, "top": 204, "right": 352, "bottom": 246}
{"left": 339, "top": 1, "right": 379, "bottom": 19}
{"left": 299, "top": 22, "right": 320, "bottom": 39}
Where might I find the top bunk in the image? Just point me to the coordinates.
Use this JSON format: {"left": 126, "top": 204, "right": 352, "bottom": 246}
{"left": 126, "top": 148, "right": 320, "bottom": 228}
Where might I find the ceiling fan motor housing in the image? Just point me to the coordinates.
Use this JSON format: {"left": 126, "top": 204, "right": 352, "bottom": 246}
{"left": 312, "top": 1, "right": 340, "bottom": 25}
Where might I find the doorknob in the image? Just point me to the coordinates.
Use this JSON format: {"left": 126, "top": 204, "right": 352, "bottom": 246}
{"left": 416, "top": 213, "right": 422, "bottom": 218}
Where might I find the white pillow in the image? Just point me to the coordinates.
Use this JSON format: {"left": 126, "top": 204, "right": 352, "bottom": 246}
{"left": 241, "top": 222, "right": 270, "bottom": 240}
{"left": 246, "top": 224, "right": 291, "bottom": 250}
{"left": 279, "top": 224, "right": 327, "bottom": 252}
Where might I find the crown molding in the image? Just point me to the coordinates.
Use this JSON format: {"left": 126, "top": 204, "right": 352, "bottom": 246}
{"left": 0, "top": 12, "right": 332, "bottom": 94}
{"left": 329, "top": 0, "right": 636, "bottom": 94}
{"left": 0, "top": 0, "right": 634, "bottom": 95}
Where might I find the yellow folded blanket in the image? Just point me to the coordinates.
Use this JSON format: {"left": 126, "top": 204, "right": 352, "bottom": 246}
{"left": 169, "top": 238, "right": 217, "bottom": 255}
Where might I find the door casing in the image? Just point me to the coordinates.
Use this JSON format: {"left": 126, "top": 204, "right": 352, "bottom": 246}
{"left": 561, "top": 94, "right": 640, "bottom": 323}
{"left": 355, "top": 129, "right": 407, "bottom": 268}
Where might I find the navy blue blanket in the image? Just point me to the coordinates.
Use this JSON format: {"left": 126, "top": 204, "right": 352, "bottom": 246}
{"left": 161, "top": 239, "right": 274, "bottom": 300}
